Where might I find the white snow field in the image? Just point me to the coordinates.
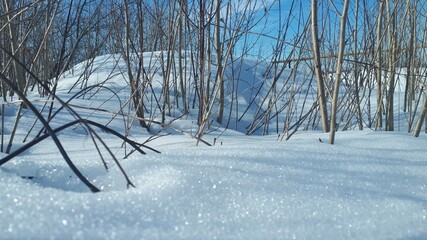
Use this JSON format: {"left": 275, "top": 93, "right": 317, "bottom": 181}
{"left": 1, "top": 131, "right": 427, "bottom": 239}
{"left": 0, "top": 53, "right": 427, "bottom": 239}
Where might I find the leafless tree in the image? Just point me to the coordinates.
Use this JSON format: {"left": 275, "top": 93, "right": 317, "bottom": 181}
{"left": 328, "top": 0, "right": 350, "bottom": 144}
{"left": 311, "top": 0, "right": 329, "bottom": 133}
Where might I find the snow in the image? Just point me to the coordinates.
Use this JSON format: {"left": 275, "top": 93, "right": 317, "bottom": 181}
{"left": 1, "top": 53, "right": 427, "bottom": 239}
{"left": 1, "top": 131, "right": 427, "bottom": 239}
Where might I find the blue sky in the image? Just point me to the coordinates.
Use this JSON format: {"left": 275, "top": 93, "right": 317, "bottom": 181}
{"left": 241, "top": 0, "right": 311, "bottom": 58}
{"left": 245, "top": 0, "right": 381, "bottom": 59}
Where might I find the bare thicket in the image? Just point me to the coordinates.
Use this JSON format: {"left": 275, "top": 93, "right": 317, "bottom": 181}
{"left": 0, "top": 0, "right": 157, "bottom": 192}
{"left": 1, "top": 0, "right": 427, "bottom": 187}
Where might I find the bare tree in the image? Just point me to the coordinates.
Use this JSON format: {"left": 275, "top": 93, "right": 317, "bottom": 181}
{"left": 311, "top": 0, "right": 329, "bottom": 133}
{"left": 375, "top": 0, "right": 384, "bottom": 130}
{"left": 215, "top": 0, "right": 224, "bottom": 124}
{"left": 122, "top": 0, "right": 148, "bottom": 129}
{"left": 329, "top": 0, "right": 350, "bottom": 144}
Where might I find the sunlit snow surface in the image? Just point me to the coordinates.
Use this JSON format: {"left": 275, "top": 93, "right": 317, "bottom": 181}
{"left": 1, "top": 131, "right": 427, "bottom": 239}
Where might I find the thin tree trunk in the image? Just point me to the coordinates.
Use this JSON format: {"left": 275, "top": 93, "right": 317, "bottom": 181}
{"left": 178, "top": 0, "right": 188, "bottom": 113}
{"left": 215, "top": 0, "right": 224, "bottom": 124}
{"left": 198, "top": 0, "right": 205, "bottom": 128}
{"left": 124, "top": 0, "right": 147, "bottom": 129}
{"left": 413, "top": 91, "right": 427, "bottom": 137}
{"left": 385, "top": 0, "right": 396, "bottom": 131}
{"left": 329, "top": 0, "right": 350, "bottom": 144}
{"left": 311, "top": 0, "right": 329, "bottom": 132}
{"left": 354, "top": 0, "right": 363, "bottom": 130}
{"left": 4, "top": 0, "right": 26, "bottom": 93}
{"left": 375, "top": 1, "right": 384, "bottom": 130}
{"left": 406, "top": 0, "right": 416, "bottom": 131}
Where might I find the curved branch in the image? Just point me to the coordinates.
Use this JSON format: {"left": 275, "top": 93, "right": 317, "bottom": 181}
{"left": 0, "top": 119, "right": 159, "bottom": 189}
{"left": 0, "top": 73, "right": 100, "bottom": 192}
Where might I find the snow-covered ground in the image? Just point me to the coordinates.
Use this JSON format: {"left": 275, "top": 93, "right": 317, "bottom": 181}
{"left": 1, "top": 131, "right": 427, "bottom": 239}
{"left": 1, "top": 53, "right": 427, "bottom": 239}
